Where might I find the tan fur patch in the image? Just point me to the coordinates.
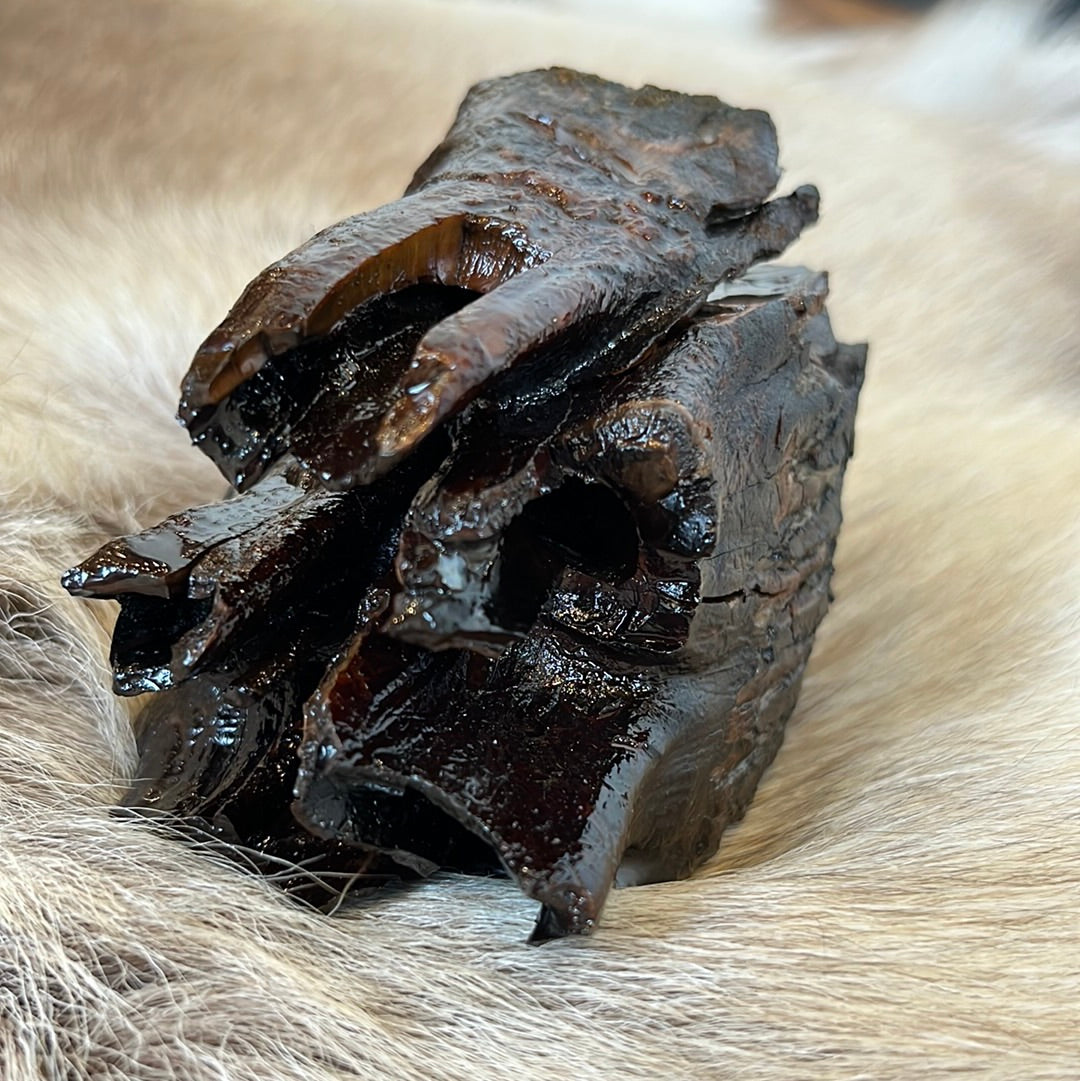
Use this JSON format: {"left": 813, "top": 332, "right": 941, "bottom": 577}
{"left": 1, "top": 0, "right": 1077, "bottom": 1076}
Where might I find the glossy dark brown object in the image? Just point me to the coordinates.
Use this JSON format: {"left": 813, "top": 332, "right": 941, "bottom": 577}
{"left": 63, "top": 70, "right": 865, "bottom": 940}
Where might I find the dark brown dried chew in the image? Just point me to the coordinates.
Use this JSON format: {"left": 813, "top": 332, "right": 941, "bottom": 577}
{"left": 63, "top": 70, "right": 865, "bottom": 940}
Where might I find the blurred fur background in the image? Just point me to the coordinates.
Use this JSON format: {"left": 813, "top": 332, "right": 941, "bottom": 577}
{"left": 1, "top": 0, "right": 1078, "bottom": 1077}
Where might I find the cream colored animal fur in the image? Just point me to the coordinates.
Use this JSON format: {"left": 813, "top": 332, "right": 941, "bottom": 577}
{"left": 1, "top": 1, "right": 1078, "bottom": 1077}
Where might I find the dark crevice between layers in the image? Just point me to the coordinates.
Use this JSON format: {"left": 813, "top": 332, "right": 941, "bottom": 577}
{"left": 186, "top": 284, "right": 482, "bottom": 490}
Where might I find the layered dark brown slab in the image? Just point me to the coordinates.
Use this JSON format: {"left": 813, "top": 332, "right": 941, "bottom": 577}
{"left": 63, "top": 70, "right": 865, "bottom": 940}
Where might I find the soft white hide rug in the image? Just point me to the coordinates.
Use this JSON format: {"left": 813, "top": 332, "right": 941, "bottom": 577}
{"left": 1, "top": 1, "right": 1077, "bottom": 1077}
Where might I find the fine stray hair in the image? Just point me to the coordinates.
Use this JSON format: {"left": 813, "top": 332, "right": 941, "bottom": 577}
{"left": 1, "top": 0, "right": 1078, "bottom": 1078}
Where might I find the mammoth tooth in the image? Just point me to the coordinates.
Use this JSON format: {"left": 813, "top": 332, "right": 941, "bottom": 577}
{"left": 63, "top": 70, "right": 866, "bottom": 941}
{"left": 118, "top": 598, "right": 391, "bottom": 906}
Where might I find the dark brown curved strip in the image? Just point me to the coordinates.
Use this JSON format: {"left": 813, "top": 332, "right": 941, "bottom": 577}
{"left": 179, "top": 185, "right": 544, "bottom": 414}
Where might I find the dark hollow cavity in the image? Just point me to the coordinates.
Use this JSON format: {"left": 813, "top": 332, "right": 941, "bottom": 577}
{"left": 191, "top": 284, "right": 480, "bottom": 489}
{"left": 490, "top": 479, "right": 639, "bottom": 633}
{"left": 111, "top": 594, "right": 214, "bottom": 695}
